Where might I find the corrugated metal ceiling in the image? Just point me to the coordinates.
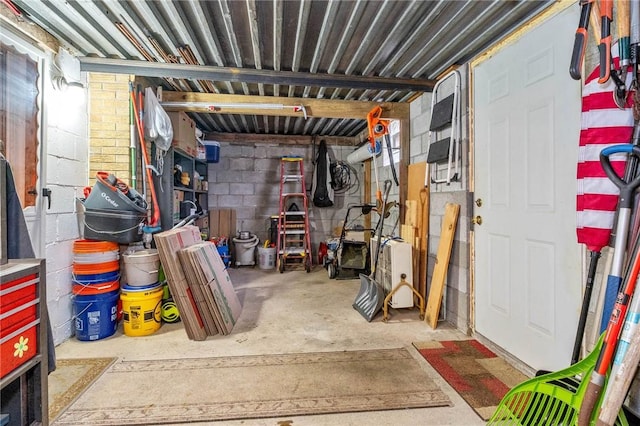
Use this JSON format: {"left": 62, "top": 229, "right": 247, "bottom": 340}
{"left": 8, "top": 0, "right": 554, "bottom": 137}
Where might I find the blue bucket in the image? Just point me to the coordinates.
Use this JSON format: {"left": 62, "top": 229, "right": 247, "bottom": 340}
{"left": 74, "top": 289, "right": 119, "bottom": 341}
{"left": 217, "top": 245, "right": 230, "bottom": 268}
{"left": 73, "top": 270, "right": 120, "bottom": 285}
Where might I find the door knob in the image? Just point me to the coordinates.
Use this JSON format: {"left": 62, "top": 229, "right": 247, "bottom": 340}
{"left": 472, "top": 215, "right": 482, "bottom": 225}
{"left": 475, "top": 198, "right": 483, "bottom": 207}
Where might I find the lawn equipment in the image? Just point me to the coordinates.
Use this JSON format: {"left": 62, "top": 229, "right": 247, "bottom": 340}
{"left": 324, "top": 203, "right": 376, "bottom": 279}
{"left": 353, "top": 180, "right": 392, "bottom": 322}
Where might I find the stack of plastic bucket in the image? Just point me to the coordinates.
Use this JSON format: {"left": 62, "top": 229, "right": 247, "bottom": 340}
{"left": 121, "top": 249, "right": 163, "bottom": 337}
{"left": 72, "top": 240, "right": 120, "bottom": 341}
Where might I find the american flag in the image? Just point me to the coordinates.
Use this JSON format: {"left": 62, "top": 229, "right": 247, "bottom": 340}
{"left": 576, "top": 58, "right": 635, "bottom": 252}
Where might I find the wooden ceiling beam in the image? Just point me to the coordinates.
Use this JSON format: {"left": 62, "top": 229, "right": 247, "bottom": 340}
{"left": 160, "top": 91, "right": 409, "bottom": 120}
{"left": 205, "top": 132, "right": 357, "bottom": 146}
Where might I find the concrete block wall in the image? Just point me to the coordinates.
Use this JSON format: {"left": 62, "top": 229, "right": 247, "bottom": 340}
{"left": 44, "top": 55, "right": 89, "bottom": 345}
{"left": 88, "top": 72, "right": 132, "bottom": 186}
{"left": 408, "top": 64, "right": 471, "bottom": 333}
{"left": 208, "top": 142, "right": 363, "bottom": 260}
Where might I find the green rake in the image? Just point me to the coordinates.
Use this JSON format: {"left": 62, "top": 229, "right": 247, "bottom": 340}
{"left": 488, "top": 335, "right": 628, "bottom": 425}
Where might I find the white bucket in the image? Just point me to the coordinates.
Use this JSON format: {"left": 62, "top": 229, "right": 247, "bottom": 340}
{"left": 123, "top": 249, "right": 160, "bottom": 286}
{"left": 257, "top": 247, "right": 276, "bottom": 270}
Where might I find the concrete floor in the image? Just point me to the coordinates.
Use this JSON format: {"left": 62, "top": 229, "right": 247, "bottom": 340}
{"left": 52, "top": 266, "right": 487, "bottom": 425}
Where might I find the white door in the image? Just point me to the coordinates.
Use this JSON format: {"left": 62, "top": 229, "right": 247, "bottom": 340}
{"left": 473, "top": 4, "right": 582, "bottom": 371}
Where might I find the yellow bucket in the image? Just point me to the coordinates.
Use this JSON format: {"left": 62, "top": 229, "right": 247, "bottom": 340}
{"left": 120, "top": 282, "right": 163, "bottom": 337}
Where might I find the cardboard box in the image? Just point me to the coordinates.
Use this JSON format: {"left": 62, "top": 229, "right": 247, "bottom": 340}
{"left": 182, "top": 242, "right": 242, "bottom": 335}
{"left": 168, "top": 111, "right": 197, "bottom": 157}
{"left": 153, "top": 226, "right": 209, "bottom": 340}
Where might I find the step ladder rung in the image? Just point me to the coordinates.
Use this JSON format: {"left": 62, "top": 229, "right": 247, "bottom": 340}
{"left": 282, "top": 224, "right": 306, "bottom": 229}
{"left": 283, "top": 226, "right": 305, "bottom": 232}
{"left": 282, "top": 192, "right": 306, "bottom": 197}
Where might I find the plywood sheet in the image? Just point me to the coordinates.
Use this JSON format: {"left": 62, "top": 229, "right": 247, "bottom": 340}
{"left": 405, "top": 200, "right": 417, "bottom": 227}
{"left": 407, "top": 162, "right": 428, "bottom": 202}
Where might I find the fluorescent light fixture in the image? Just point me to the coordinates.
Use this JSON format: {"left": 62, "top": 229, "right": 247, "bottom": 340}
{"left": 160, "top": 102, "right": 307, "bottom": 118}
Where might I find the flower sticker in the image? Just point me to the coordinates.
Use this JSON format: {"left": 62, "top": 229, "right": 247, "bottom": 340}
{"left": 13, "top": 336, "right": 29, "bottom": 358}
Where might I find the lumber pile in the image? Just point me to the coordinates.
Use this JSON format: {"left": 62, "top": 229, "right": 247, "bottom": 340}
{"left": 154, "top": 226, "right": 242, "bottom": 340}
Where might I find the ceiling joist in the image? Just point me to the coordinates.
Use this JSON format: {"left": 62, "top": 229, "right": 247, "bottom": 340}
{"left": 160, "top": 90, "right": 409, "bottom": 120}
{"left": 205, "top": 132, "right": 356, "bottom": 146}
{"left": 78, "top": 57, "right": 436, "bottom": 92}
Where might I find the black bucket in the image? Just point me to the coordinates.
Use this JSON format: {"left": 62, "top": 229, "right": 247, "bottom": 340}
{"left": 83, "top": 207, "right": 145, "bottom": 244}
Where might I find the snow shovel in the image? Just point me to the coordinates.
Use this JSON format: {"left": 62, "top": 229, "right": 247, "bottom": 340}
{"left": 353, "top": 180, "right": 391, "bottom": 322}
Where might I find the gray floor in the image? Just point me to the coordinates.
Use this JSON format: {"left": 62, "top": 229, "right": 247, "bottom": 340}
{"left": 52, "top": 266, "right": 487, "bottom": 425}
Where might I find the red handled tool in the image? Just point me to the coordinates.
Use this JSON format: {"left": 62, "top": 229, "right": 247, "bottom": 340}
{"left": 598, "top": 0, "right": 613, "bottom": 83}
{"left": 129, "top": 82, "right": 161, "bottom": 231}
{"left": 366, "top": 106, "right": 389, "bottom": 205}
{"left": 570, "top": 0, "right": 596, "bottom": 80}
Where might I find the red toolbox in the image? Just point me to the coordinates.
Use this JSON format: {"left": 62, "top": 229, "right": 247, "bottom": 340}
{"left": 0, "top": 272, "right": 40, "bottom": 379}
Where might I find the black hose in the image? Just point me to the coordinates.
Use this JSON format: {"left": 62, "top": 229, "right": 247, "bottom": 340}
{"left": 385, "top": 134, "right": 399, "bottom": 186}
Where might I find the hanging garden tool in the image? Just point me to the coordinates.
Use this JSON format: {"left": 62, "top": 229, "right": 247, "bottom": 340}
{"left": 578, "top": 144, "right": 640, "bottom": 426}
{"left": 631, "top": 0, "right": 640, "bottom": 95}
{"left": 598, "top": 0, "right": 614, "bottom": 84}
{"left": 129, "top": 82, "right": 162, "bottom": 238}
{"left": 367, "top": 106, "right": 387, "bottom": 209}
{"left": 570, "top": 0, "right": 596, "bottom": 80}
{"left": 612, "top": 0, "right": 630, "bottom": 108}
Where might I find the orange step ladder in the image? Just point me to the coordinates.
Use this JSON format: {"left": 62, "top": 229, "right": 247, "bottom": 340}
{"left": 276, "top": 156, "right": 312, "bottom": 273}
